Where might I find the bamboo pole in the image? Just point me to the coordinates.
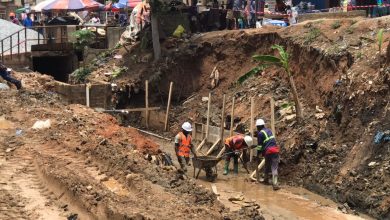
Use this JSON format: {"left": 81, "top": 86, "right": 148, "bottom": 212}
{"left": 206, "top": 93, "right": 211, "bottom": 140}
{"left": 145, "top": 80, "right": 149, "bottom": 128}
{"left": 250, "top": 97, "right": 255, "bottom": 162}
{"left": 270, "top": 97, "right": 276, "bottom": 138}
{"left": 220, "top": 94, "right": 226, "bottom": 147}
{"left": 229, "top": 96, "right": 235, "bottom": 136}
{"left": 164, "top": 82, "right": 173, "bottom": 131}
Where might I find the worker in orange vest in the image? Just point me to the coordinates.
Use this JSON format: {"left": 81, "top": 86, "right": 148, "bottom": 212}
{"left": 174, "top": 122, "right": 197, "bottom": 171}
{"left": 223, "top": 135, "right": 253, "bottom": 175}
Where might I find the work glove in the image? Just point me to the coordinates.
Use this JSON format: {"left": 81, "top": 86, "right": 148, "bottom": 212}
{"left": 234, "top": 150, "right": 241, "bottom": 156}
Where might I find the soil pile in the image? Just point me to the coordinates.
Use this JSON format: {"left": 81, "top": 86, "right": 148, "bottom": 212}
{"left": 85, "top": 17, "right": 389, "bottom": 219}
{"left": 0, "top": 72, "right": 261, "bottom": 219}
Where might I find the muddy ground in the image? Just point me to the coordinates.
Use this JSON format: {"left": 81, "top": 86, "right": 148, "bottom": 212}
{"left": 0, "top": 73, "right": 264, "bottom": 219}
{"left": 83, "top": 16, "right": 389, "bottom": 219}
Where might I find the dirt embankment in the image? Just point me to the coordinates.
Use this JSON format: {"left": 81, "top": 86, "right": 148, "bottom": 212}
{"left": 86, "top": 17, "right": 389, "bottom": 219}
{"left": 0, "top": 73, "right": 264, "bottom": 219}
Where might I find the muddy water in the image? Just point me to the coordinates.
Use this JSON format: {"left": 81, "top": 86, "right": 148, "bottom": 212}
{"left": 152, "top": 137, "right": 372, "bottom": 220}
{"left": 198, "top": 177, "right": 371, "bottom": 220}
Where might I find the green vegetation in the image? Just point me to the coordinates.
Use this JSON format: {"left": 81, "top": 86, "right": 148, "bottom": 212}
{"left": 239, "top": 45, "right": 303, "bottom": 122}
{"left": 377, "top": 28, "right": 384, "bottom": 68}
{"left": 331, "top": 21, "right": 341, "bottom": 29}
{"left": 304, "top": 27, "right": 321, "bottom": 44}
{"left": 112, "top": 67, "right": 128, "bottom": 78}
{"left": 71, "top": 67, "right": 92, "bottom": 83}
{"left": 71, "top": 29, "right": 96, "bottom": 51}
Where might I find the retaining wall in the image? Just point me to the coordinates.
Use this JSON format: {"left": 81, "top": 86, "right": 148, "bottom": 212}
{"left": 54, "top": 82, "right": 111, "bottom": 108}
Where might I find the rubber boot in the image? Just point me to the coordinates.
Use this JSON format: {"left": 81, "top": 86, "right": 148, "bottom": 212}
{"left": 223, "top": 161, "right": 229, "bottom": 175}
{"left": 233, "top": 162, "right": 239, "bottom": 175}
{"left": 272, "top": 175, "right": 281, "bottom": 191}
{"left": 263, "top": 174, "right": 270, "bottom": 185}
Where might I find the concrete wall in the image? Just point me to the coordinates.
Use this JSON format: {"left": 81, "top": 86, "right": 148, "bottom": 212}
{"left": 54, "top": 82, "right": 111, "bottom": 108}
{"left": 298, "top": 10, "right": 366, "bottom": 22}
{"left": 107, "top": 27, "right": 126, "bottom": 49}
{"left": 1, "top": 53, "right": 31, "bottom": 68}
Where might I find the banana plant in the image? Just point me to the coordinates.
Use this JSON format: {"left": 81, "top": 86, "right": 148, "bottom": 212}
{"left": 240, "top": 44, "right": 303, "bottom": 122}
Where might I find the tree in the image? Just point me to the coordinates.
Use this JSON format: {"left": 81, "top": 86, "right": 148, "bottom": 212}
{"left": 150, "top": 0, "right": 162, "bottom": 61}
{"left": 240, "top": 44, "right": 303, "bottom": 122}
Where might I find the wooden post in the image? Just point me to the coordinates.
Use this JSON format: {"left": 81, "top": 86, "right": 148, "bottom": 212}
{"left": 145, "top": 80, "right": 149, "bottom": 128}
{"left": 86, "top": 83, "right": 90, "bottom": 107}
{"left": 250, "top": 97, "right": 255, "bottom": 162}
{"left": 229, "top": 96, "right": 235, "bottom": 136}
{"left": 220, "top": 94, "right": 226, "bottom": 147}
{"left": 206, "top": 93, "right": 211, "bottom": 140}
{"left": 164, "top": 82, "right": 173, "bottom": 131}
{"left": 270, "top": 97, "right": 276, "bottom": 138}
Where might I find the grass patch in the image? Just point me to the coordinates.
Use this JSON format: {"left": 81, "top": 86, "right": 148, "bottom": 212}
{"left": 345, "top": 27, "right": 354, "bottom": 34}
{"left": 304, "top": 27, "right": 321, "bottom": 44}
{"left": 331, "top": 21, "right": 341, "bottom": 29}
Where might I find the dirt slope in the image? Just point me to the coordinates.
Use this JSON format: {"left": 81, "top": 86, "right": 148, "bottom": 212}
{"left": 85, "top": 16, "right": 389, "bottom": 219}
{"left": 0, "top": 73, "right": 263, "bottom": 219}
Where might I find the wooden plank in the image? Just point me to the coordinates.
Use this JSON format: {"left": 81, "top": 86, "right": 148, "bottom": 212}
{"left": 211, "top": 184, "right": 219, "bottom": 196}
{"left": 101, "top": 107, "right": 160, "bottom": 113}
{"left": 206, "top": 138, "right": 221, "bottom": 156}
{"left": 196, "top": 138, "right": 206, "bottom": 152}
{"left": 220, "top": 94, "right": 226, "bottom": 147}
{"left": 249, "top": 158, "right": 265, "bottom": 181}
{"left": 145, "top": 80, "right": 149, "bottom": 128}
{"left": 250, "top": 97, "right": 255, "bottom": 162}
{"left": 164, "top": 82, "right": 173, "bottom": 131}
{"left": 229, "top": 96, "right": 235, "bottom": 136}
{"left": 270, "top": 97, "right": 276, "bottom": 139}
{"left": 216, "top": 146, "right": 226, "bottom": 158}
{"left": 206, "top": 93, "right": 211, "bottom": 140}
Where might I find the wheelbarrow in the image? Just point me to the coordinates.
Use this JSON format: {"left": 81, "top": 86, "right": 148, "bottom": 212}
{"left": 192, "top": 156, "right": 222, "bottom": 182}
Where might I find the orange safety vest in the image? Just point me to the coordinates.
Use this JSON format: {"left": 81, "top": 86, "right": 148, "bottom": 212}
{"left": 224, "top": 135, "right": 245, "bottom": 151}
{"left": 177, "top": 132, "right": 192, "bottom": 157}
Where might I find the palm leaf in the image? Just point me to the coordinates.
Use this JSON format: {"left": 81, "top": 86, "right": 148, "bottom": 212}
{"left": 237, "top": 65, "right": 267, "bottom": 84}
{"left": 252, "top": 55, "right": 281, "bottom": 63}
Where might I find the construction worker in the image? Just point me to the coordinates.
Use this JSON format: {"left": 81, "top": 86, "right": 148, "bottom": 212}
{"left": 0, "top": 63, "right": 22, "bottom": 90}
{"left": 255, "top": 119, "right": 280, "bottom": 190}
{"left": 223, "top": 135, "right": 253, "bottom": 175}
{"left": 174, "top": 122, "right": 197, "bottom": 171}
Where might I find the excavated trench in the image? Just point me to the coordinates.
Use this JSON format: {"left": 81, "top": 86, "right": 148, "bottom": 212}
{"left": 109, "top": 30, "right": 389, "bottom": 219}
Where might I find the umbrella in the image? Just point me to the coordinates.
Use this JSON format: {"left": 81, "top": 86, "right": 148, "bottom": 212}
{"left": 42, "top": 0, "right": 103, "bottom": 11}
{"left": 32, "top": 0, "right": 58, "bottom": 12}
{"left": 114, "top": 0, "right": 142, "bottom": 9}
{"left": 15, "top": 7, "right": 26, "bottom": 14}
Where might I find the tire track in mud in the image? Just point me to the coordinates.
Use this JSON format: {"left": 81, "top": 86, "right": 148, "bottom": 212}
{"left": 0, "top": 149, "right": 64, "bottom": 219}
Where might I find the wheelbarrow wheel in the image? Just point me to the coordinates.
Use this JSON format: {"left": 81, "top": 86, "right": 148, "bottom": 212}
{"left": 205, "top": 167, "right": 217, "bottom": 182}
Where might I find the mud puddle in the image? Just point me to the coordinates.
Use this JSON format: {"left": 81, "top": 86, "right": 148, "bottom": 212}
{"left": 151, "top": 137, "right": 372, "bottom": 220}
{"left": 197, "top": 177, "right": 372, "bottom": 220}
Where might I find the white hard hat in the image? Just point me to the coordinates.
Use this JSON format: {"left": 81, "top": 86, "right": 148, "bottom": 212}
{"left": 256, "top": 119, "right": 265, "bottom": 126}
{"left": 181, "top": 122, "right": 192, "bottom": 132}
{"left": 244, "top": 135, "right": 253, "bottom": 146}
